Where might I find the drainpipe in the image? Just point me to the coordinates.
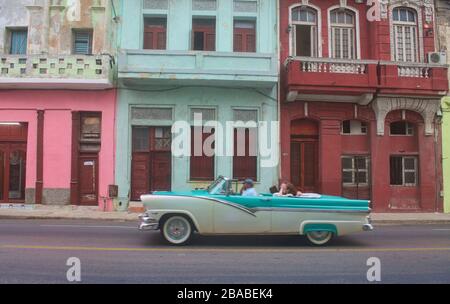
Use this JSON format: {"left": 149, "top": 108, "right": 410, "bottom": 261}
{"left": 435, "top": 112, "right": 443, "bottom": 213}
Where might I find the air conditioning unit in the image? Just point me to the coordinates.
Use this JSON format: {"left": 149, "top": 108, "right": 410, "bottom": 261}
{"left": 428, "top": 52, "right": 447, "bottom": 64}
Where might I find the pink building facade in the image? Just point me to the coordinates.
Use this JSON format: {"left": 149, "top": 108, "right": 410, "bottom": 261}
{"left": 0, "top": 90, "right": 116, "bottom": 208}
{"left": 0, "top": 1, "right": 117, "bottom": 208}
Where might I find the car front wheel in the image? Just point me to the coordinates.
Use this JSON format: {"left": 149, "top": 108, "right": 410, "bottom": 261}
{"left": 161, "top": 215, "right": 193, "bottom": 245}
{"left": 306, "top": 231, "right": 334, "bottom": 246}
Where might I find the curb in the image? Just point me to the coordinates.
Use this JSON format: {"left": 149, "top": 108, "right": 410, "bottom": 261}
{"left": 0, "top": 215, "right": 138, "bottom": 222}
{"left": 372, "top": 220, "right": 450, "bottom": 225}
{"left": 1, "top": 214, "right": 450, "bottom": 225}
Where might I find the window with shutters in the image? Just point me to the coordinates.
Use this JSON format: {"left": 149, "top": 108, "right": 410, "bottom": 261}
{"left": 392, "top": 7, "right": 418, "bottom": 62}
{"left": 143, "top": 17, "right": 167, "bottom": 50}
{"left": 73, "top": 30, "right": 93, "bottom": 55}
{"left": 190, "top": 108, "right": 216, "bottom": 181}
{"left": 291, "top": 6, "right": 318, "bottom": 57}
{"left": 233, "top": 128, "right": 258, "bottom": 181}
{"left": 192, "top": 18, "right": 216, "bottom": 51}
{"left": 8, "top": 29, "right": 28, "bottom": 55}
{"left": 233, "top": 109, "right": 258, "bottom": 181}
{"left": 390, "top": 156, "right": 418, "bottom": 186}
{"left": 190, "top": 127, "right": 215, "bottom": 181}
{"left": 234, "top": 20, "right": 256, "bottom": 53}
{"left": 330, "top": 9, "right": 356, "bottom": 59}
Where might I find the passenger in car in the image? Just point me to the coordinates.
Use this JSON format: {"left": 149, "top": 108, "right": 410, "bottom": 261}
{"left": 274, "top": 182, "right": 303, "bottom": 197}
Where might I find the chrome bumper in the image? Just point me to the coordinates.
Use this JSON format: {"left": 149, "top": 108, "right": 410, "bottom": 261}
{"left": 139, "top": 214, "right": 159, "bottom": 231}
{"left": 363, "top": 224, "right": 374, "bottom": 232}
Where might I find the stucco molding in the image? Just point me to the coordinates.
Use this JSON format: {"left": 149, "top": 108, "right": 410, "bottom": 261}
{"left": 372, "top": 96, "right": 441, "bottom": 136}
{"left": 388, "top": 1, "right": 425, "bottom": 62}
{"left": 385, "top": 0, "right": 434, "bottom": 23}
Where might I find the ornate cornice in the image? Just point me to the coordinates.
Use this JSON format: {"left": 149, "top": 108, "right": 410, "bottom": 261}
{"left": 372, "top": 96, "right": 441, "bottom": 136}
{"left": 381, "top": 0, "right": 434, "bottom": 23}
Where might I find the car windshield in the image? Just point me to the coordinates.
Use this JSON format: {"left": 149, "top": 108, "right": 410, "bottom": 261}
{"left": 208, "top": 177, "right": 229, "bottom": 195}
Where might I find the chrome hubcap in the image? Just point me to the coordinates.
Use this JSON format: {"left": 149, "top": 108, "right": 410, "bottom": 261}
{"left": 166, "top": 219, "right": 189, "bottom": 240}
{"left": 309, "top": 231, "right": 331, "bottom": 241}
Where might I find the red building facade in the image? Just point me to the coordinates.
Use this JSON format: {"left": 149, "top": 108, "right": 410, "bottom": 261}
{"left": 280, "top": 0, "right": 449, "bottom": 212}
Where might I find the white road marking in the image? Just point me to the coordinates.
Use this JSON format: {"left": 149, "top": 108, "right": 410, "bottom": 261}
{"left": 39, "top": 225, "right": 136, "bottom": 230}
{"left": 432, "top": 229, "right": 450, "bottom": 231}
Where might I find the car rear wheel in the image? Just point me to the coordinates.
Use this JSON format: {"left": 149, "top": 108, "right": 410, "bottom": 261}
{"left": 161, "top": 215, "right": 193, "bottom": 246}
{"left": 306, "top": 231, "right": 334, "bottom": 246}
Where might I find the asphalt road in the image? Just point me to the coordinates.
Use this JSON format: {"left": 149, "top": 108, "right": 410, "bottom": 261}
{"left": 0, "top": 219, "right": 449, "bottom": 284}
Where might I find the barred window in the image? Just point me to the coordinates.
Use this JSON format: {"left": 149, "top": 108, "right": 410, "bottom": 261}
{"left": 342, "top": 156, "right": 369, "bottom": 186}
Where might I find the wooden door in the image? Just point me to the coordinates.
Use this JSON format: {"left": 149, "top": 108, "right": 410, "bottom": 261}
{"left": 291, "top": 141, "right": 318, "bottom": 193}
{"left": 290, "top": 119, "right": 319, "bottom": 193}
{"left": 131, "top": 127, "right": 172, "bottom": 201}
{"left": 7, "top": 145, "right": 26, "bottom": 201}
{"left": 0, "top": 143, "right": 27, "bottom": 203}
{"left": 78, "top": 154, "right": 98, "bottom": 206}
{"left": 131, "top": 153, "right": 150, "bottom": 201}
{"left": 0, "top": 144, "right": 8, "bottom": 202}
{"left": 150, "top": 152, "right": 172, "bottom": 192}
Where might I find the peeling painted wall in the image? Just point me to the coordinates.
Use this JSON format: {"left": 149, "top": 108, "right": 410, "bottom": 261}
{"left": 0, "top": 0, "right": 34, "bottom": 54}
{"left": 0, "top": 0, "right": 117, "bottom": 55}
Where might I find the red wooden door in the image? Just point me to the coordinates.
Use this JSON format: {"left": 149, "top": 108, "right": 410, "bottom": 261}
{"left": 131, "top": 153, "right": 150, "bottom": 201}
{"left": 131, "top": 127, "right": 172, "bottom": 201}
{"left": 291, "top": 141, "right": 318, "bottom": 193}
{"left": 78, "top": 154, "right": 98, "bottom": 206}
{"left": 150, "top": 152, "right": 172, "bottom": 192}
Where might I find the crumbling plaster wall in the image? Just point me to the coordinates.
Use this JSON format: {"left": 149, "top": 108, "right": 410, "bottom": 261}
{"left": 0, "top": 0, "right": 115, "bottom": 56}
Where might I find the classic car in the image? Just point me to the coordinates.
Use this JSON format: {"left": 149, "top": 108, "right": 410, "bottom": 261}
{"left": 139, "top": 176, "right": 373, "bottom": 246}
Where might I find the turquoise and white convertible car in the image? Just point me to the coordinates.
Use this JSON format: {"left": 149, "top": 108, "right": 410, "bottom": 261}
{"left": 139, "top": 176, "right": 373, "bottom": 246}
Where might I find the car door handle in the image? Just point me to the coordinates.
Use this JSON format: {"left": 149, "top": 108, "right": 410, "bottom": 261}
{"left": 259, "top": 198, "right": 271, "bottom": 202}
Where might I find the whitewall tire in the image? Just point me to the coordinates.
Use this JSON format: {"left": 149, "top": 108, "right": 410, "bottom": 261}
{"left": 306, "top": 231, "right": 334, "bottom": 246}
{"left": 161, "top": 216, "right": 193, "bottom": 245}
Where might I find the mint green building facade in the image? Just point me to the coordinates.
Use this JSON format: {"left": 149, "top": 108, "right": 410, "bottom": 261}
{"left": 437, "top": 0, "right": 450, "bottom": 213}
{"left": 116, "top": 0, "right": 279, "bottom": 203}
{"left": 444, "top": 97, "right": 450, "bottom": 213}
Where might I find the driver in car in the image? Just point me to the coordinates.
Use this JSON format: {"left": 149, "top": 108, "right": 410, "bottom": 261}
{"left": 241, "top": 179, "right": 258, "bottom": 197}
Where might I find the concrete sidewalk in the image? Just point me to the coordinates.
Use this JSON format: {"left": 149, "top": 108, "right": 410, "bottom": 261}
{"left": 1, "top": 204, "right": 450, "bottom": 225}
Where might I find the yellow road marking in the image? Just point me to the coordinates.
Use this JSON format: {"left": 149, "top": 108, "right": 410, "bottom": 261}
{"left": 1, "top": 244, "right": 450, "bottom": 254}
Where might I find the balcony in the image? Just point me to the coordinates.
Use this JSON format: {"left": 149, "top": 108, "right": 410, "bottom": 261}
{"left": 285, "top": 57, "right": 449, "bottom": 103}
{"left": 0, "top": 54, "right": 114, "bottom": 90}
{"left": 285, "top": 57, "right": 379, "bottom": 104}
{"left": 379, "top": 61, "right": 449, "bottom": 96}
{"left": 118, "top": 50, "right": 278, "bottom": 88}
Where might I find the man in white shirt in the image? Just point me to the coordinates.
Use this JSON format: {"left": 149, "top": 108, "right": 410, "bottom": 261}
{"left": 241, "top": 179, "right": 258, "bottom": 197}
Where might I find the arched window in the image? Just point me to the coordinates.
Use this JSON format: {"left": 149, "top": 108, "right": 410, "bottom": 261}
{"left": 392, "top": 7, "right": 418, "bottom": 62}
{"left": 330, "top": 9, "right": 356, "bottom": 59}
{"left": 291, "top": 6, "right": 318, "bottom": 57}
